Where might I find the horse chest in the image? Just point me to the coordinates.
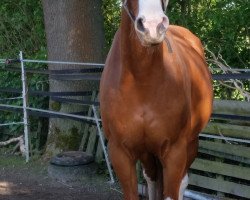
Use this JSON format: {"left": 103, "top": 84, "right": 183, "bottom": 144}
{"left": 106, "top": 86, "right": 190, "bottom": 150}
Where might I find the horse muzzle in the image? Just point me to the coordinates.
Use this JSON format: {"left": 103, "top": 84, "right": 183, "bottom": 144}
{"left": 135, "top": 15, "right": 169, "bottom": 46}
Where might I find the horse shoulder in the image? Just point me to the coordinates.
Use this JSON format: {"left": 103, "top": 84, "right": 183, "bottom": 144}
{"left": 167, "top": 25, "right": 213, "bottom": 136}
{"left": 168, "top": 25, "right": 205, "bottom": 57}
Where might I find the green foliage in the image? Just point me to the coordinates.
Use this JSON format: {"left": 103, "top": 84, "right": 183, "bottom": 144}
{"left": 102, "top": 0, "right": 121, "bottom": 52}
{"left": 168, "top": 0, "right": 249, "bottom": 68}
{"left": 0, "top": 0, "right": 48, "bottom": 144}
{"left": 0, "top": 154, "right": 46, "bottom": 171}
{"left": 0, "top": 0, "right": 46, "bottom": 58}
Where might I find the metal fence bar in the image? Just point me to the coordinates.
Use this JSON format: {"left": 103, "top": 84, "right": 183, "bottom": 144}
{"left": 138, "top": 184, "right": 214, "bottom": 200}
{"left": 0, "top": 97, "right": 23, "bottom": 101}
{"left": 1, "top": 101, "right": 249, "bottom": 143}
{"left": 20, "top": 51, "right": 30, "bottom": 162}
{"left": 92, "top": 105, "right": 115, "bottom": 184}
{"left": 0, "top": 104, "right": 101, "bottom": 122}
{"left": 184, "top": 190, "right": 215, "bottom": 200}
{"left": 0, "top": 122, "right": 24, "bottom": 127}
{"left": 27, "top": 106, "right": 102, "bottom": 122}
{"left": 2, "top": 57, "right": 250, "bottom": 72}
{"left": 0, "top": 59, "right": 5, "bottom": 63}
{"left": 199, "top": 133, "right": 250, "bottom": 144}
{"left": 212, "top": 68, "right": 250, "bottom": 72}
{"left": 23, "top": 59, "right": 104, "bottom": 67}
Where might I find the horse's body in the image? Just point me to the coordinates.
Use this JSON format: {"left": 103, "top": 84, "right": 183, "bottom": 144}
{"left": 100, "top": 1, "right": 213, "bottom": 199}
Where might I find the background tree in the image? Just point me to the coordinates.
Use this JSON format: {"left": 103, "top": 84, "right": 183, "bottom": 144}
{"left": 42, "top": 0, "right": 105, "bottom": 156}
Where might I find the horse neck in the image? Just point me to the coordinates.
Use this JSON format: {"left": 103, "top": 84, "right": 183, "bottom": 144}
{"left": 120, "top": 11, "right": 164, "bottom": 78}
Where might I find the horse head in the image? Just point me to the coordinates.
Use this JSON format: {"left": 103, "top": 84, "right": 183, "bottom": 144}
{"left": 123, "top": 0, "right": 169, "bottom": 46}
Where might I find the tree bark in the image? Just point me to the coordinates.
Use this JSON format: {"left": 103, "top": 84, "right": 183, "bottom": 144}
{"left": 42, "top": 0, "right": 105, "bottom": 157}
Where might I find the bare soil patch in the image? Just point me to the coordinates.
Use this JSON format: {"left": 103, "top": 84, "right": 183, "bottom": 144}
{"left": 0, "top": 155, "right": 122, "bottom": 200}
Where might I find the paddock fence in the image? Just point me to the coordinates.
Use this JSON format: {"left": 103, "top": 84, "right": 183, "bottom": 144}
{"left": 0, "top": 52, "right": 249, "bottom": 199}
{"left": 189, "top": 100, "right": 250, "bottom": 199}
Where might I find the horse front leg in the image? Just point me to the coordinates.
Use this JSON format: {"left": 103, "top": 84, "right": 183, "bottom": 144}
{"left": 108, "top": 141, "right": 139, "bottom": 200}
{"left": 140, "top": 153, "right": 163, "bottom": 200}
{"left": 161, "top": 139, "right": 189, "bottom": 200}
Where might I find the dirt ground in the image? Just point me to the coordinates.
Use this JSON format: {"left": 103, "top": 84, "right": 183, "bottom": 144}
{"left": 0, "top": 155, "right": 197, "bottom": 200}
{"left": 0, "top": 155, "right": 123, "bottom": 200}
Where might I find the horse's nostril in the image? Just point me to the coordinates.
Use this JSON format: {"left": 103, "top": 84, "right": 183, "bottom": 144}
{"left": 157, "top": 17, "right": 169, "bottom": 35}
{"left": 135, "top": 16, "right": 146, "bottom": 33}
{"left": 162, "top": 16, "right": 169, "bottom": 27}
{"left": 158, "top": 23, "right": 167, "bottom": 35}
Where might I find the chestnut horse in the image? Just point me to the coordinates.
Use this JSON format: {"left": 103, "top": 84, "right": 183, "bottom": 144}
{"left": 100, "top": 0, "right": 213, "bottom": 199}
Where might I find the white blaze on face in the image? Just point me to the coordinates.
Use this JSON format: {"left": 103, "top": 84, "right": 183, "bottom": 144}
{"left": 137, "top": 0, "right": 168, "bottom": 39}
{"left": 138, "top": 0, "right": 164, "bottom": 16}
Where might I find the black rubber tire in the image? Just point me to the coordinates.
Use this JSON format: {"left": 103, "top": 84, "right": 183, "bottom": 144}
{"left": 50, "top": 151, "right": 94, "bottom": 166}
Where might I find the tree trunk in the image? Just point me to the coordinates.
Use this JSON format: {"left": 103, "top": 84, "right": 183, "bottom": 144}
{"left": 42, "top": 0, "right": 105, "bottom": 157}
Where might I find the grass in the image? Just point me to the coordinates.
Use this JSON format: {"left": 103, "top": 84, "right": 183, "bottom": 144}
{"left": 0, "top": 153, "right": 48, "bottom": 175}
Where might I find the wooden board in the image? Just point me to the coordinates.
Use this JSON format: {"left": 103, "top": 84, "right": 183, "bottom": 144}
{"left": 199, "top": 140, "right": 250, "bottom": 160}
{"left": 213, "top": 100, "right": 250, "bottom": 116}
{"left": 86, "top": 126, "right": 98, "bottom": 155}
{"left": 189, "top": 174, "right": 250, "bottom": 198}
{"left": 191, "top": 158, "right": 250, "bottom": 181}
{"left": 79, "top": 123, "right": 91, "bottom": 151}
{"left": 199, "top": 148, "right": 250, "bottom": 165}
{"left": 79, "top": 91, "right": 97, "bottom": 151}
{"left": 203, "top": 122, "right": 250, "bottom": 139}
{"left": 95, "top": 139, "right": 104, "bottom": 163}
